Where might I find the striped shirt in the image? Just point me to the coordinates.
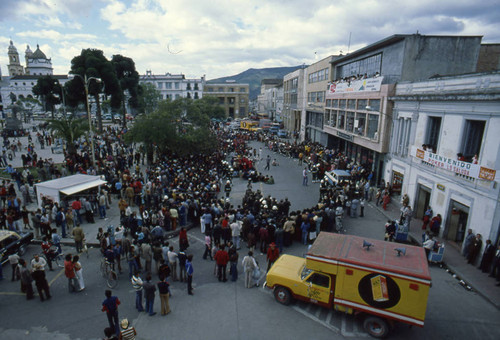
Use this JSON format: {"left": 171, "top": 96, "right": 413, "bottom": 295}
{"left": 120, "top": 326, "right": 136, "bottom": 340}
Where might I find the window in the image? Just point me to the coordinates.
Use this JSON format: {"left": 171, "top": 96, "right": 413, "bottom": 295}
{"left": 339, "top": 99, "right": 346, "bottom": 108}
{"left": 228, "top": 97, "right": 235, "bottom": 104}
{"left": 347, "top": 99, "right": 356, "bottom": 110}
{"left": 165, "top": 82, "right": 172, "bottom": 89}
{"left": 338, "top": 111, "right": 345, "bottom": 129}
{"left": 461, "top": 120, "right": 485, "bottom": 160}
{"left": 175, "top": 94, "right": 180, "bottom": 99}
{"left": 187, "top": 83, "right": 192, "bottom": 90}
{"left": 229, "top": 88, "right": 234, "bottom": 92}
{"left": 218, "top": 87, "right": 223, "bottom": 92}
{"left": 157, "top": 82, "right": 163, "bottom": 89}
{"left": 194, "top": 92, "right": 199, "bottom": 99}
{"left": 331, "top": 111, "right": 337, "bottom": 127}
{"left": 367, "top": 114, "right": 379, "bottom": 139}
{"left": 194, "top": 84, "right": 199, "bottom": 90}
{"left": 326, "top": 99, "right": 332, "bottom": 107}
{"left": 346, "top": 112, "right": 355, "bottom": 132}
{"left": 218, "top": 97, "right": 225, "bottom": 105}
{"left": 306, "top": 273, "right": 330, "bottom": 288}
{"left": 240, "top": 98, "right": 245, "bottom": 103}
{"left": 187, "top": 92, "right": 191, "bottom": 98}
{"left": 240, "top": 87, "right": 246, "bottom": 92}
{"left": 356, "top": 112, "right": 366, "bottom": 136}
{"left": 239, "top": 107, "right": 246, "bottom": 116}
{"left": 369, "top": 99, "right": 380, "bottom": 111}
{"left": 207, "top": 87, "right": 213, "bottom": 92}
{"left": 425, "top": 117, "right": 442, "bottom": 151}
{"left": 175, "top": 82, "right": 180, "bottom": 89}
{"left": 357, "top": 99, "right": 368, "bottom": 110}
{"left": 337, "top": 53, "right": 382, "bottom": 79}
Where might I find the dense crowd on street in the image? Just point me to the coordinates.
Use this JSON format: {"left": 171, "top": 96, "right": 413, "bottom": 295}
{"left": 1, "top": 118, "right": 499, "bottom": 340}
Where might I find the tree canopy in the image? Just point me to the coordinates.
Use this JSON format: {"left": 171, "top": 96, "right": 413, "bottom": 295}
{"left": 125, "top": 97, "right": 221, "bottom": 161}
{"left": 136, "top": 82, "right": 161, "bottom": 115}
{"left": 46, "top": 117, "right": 89, "bottom": 157}
{"left": 32, "top": 75, "right": 61, "bottom": 118}
{"left": 66, "top": 49, "right": 122, "bottom": 133}
{"left": 111, "top": 54, "right": 140, "bottom": 127}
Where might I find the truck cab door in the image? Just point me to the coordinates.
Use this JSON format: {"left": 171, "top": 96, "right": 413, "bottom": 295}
{"left": 304, "top": 272, "right": 333, "bottom": 305}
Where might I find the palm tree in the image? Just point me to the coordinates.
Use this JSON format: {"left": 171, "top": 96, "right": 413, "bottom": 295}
{"left": 47, "top": 117, "right": 88, "bottom": 157}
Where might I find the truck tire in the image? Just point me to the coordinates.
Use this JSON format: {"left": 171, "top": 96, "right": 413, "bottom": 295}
{"left": 274, "top": 286, "right": 292, "bottom": 305}
{"left": 363, "top": 316, "right": 390, "bottom": 338}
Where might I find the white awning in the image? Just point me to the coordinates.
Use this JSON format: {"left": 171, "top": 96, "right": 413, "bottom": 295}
{"left": 60, "top": 179, "right": 107, "bottom": 196}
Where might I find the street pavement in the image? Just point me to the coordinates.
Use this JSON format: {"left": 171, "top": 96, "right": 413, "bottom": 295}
{"left": 0, "top": 137, "right": 499, "bottom": 339}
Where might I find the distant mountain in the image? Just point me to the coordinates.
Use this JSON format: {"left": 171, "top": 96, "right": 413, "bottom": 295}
{"left": 208, "top": 66, "right": 304, "bottom": 100}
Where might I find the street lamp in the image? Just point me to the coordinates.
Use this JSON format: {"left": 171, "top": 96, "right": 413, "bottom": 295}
{"left": 72, "top": 74, "right": 102, "bottom": 167}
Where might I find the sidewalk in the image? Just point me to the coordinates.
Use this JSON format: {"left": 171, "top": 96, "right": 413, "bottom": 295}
{"left": 370, "top": 196, "right": 500, "bottom": 310}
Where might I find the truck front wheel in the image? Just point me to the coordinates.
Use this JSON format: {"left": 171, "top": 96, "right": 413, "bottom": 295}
{"left": 363, "top": 316, "right": 390, "bottom": 338}
{"left": 274, "top": 286, "right": 292, "bottom": 305}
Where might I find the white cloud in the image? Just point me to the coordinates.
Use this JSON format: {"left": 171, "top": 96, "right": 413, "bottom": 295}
{"left": 1, "top": 0, "right": 499, "bottom": 78}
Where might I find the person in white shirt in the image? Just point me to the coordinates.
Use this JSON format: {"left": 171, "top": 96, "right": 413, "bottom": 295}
{"left": 423, "top": 235, "right": 436, "bottom": 258}
{"left": 230, "top": 220, "right": 242, "bottom": 250}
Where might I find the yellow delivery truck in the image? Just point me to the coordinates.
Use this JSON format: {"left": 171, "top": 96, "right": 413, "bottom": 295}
{"left": 265, "top": 232, "right": 431, "bottom": 338}
{"left": 240, "top": 120, "right": 261, "bottom": 131}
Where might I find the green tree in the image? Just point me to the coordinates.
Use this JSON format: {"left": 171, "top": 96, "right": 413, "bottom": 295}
{"left": 46, "top": 117, "right": 89, "bottom": 157}
{"left": 125, "top": 97, "right": 219, "bottom": 162}
{"left": 32, "top": 75, "right": 61, "bottom": 118}
{"left": 111, "top": 54, "right": 140, "bottom": 127}
{"left": 16, "top": 96, "right": 41, "bottom": 121}
{"left": 137, "top": 82, "right": 161, "bottom": 115}
{"left": 66, "top": 49, "right": 122, "bottom": 133}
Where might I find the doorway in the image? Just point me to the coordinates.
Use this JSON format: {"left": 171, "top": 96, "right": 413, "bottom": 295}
{"left": 415, "top": 185, "right": 431, "bottom": 219}
{"left": 444, "top": 200, "right": 469, "bottom": 243}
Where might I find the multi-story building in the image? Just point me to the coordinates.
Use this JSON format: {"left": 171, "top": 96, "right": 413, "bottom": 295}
{"left": 256, "top": 79, "right": 283, "bottom": 121}
{"left": 303, "top": 56, "right": 336, "bottom": 144}
{"left": 283, "top": 67, "right": 306, "bottom": 136}
{"left": 203, "top": 80, "right": 249, "bottom": 118}
{"left": 387, "top": 72, "right": 500, "bottom": 252}
{"left": 324, "top": 34, "right": 483, "bottom": 184}
{"left": 139, "top": 71, "right": 205, "bottom": 101}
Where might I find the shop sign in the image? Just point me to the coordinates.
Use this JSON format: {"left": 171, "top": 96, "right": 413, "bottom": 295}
{"left": 436, "top": 184, "right": 445, "bottom": 191}
{"left": 411, "top": 146, "right": 498, "bottom": 181}
{"left": 337, "top": 131, "right": 353, "bottom": 141}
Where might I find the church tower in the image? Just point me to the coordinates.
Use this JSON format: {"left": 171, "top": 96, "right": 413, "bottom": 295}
{"left": 7, "top": 40, "right": 24, "bottom": 76}
{"left": 24, "top": 45, "right": 33, "bottom": 75}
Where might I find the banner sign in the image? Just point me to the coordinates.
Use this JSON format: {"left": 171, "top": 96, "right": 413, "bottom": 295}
{"left": 410, "top": 146, "right": 497, "bottom": 181}
{"left": 328, "top": 76, "right": 383, "bottom": 95}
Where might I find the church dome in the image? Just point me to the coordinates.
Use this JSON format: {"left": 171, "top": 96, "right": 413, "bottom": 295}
{"left": 25, "top": 45, "right": 33, "bottom": 54}
{"left": 31, "top": 44, "right": 47, "bottom": 59}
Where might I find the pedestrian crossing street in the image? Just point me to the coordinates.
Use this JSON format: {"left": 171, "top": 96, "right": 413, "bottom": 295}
{"left": 260, "top": 288, "right": 369, "bottom": 337}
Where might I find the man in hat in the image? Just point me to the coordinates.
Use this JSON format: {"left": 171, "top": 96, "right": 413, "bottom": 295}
{"left": 119, "top": 318, "right": 137, "bottom": 339}
{"left": 266, "top": 242, "right": 280, "bottom": 272}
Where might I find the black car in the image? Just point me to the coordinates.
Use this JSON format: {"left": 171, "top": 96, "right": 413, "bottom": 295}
{"left": 0, "top": 230, "right": 34, "bottom": 265}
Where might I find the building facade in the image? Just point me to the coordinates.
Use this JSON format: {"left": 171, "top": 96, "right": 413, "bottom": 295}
{"left": 283, "top": 67, "right": 306, "bottom": 135}
{"left": 139, "top": 71, "right": 205, "bottom": 101}
{"left": 386, "top": 72, "right": 500, "bottom": 252}
{"left": 256, "top": 79, "right": 283, "bottom": 121}
{"left": 303, "top": 56, "right": 335, "bottom": 144}
{"left": 324, "top": 34, "right": 483, "bottom": 183}
{"left": 203, "top": 81, "right": 249, "bottom": 118}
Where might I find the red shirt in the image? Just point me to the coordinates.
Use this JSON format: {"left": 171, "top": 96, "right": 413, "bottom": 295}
{"left": 72, "top": 200, "right": 82, "bottom": 210}
{"left": 267, "top": 247, "right": 280, "bottom": 262}
{"left": 64, "top": 260, "right": 76, "bottom": 279}
{"left": 215, "top": 250, "right": 229, "bottom": 265}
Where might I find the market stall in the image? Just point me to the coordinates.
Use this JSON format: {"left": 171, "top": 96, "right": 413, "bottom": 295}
{"left": 35, "top": 174, "right": 107, "bottom": 207}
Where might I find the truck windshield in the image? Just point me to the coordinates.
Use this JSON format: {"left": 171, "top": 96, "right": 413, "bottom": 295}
{"left": 300, "top": 266, "right": 313, "bottom": 280}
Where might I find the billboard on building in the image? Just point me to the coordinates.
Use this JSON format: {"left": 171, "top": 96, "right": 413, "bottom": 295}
{"left": 328, "top": 77, "right": 384, "bottom": 95}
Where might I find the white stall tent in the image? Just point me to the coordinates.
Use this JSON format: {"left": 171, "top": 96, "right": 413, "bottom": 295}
{"left": 35, "top": 174, "right": 107, "bottom": 207}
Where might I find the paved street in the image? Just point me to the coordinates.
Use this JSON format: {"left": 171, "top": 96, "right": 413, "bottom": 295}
{"left": 0, "top": 139, "right": 499, "bottom": 339}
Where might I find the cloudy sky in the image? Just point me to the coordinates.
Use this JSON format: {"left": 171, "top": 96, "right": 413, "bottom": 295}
{"left": 0, "top": 0, "right": 499, "bottom": 80}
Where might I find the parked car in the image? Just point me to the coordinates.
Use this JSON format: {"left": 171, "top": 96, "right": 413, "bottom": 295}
{"left": 0, "top": 230, "right": 34, "bottom": 265}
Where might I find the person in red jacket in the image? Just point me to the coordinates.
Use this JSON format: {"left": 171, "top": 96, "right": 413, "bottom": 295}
{"left": 64, "top": 254, "right": 81, "bottom": 293}
{"left": 266, "top": 242, "right": 280, "bottom": 272}
{"left": 214, "top": 244, "right": 229, "bottom": 282}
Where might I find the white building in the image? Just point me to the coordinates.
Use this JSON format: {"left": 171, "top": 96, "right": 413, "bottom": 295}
{"left": 386, "top": 72, "right": 500, "bottom": 252}
{"left": 139, "top": 71, "right": 205, "bottom": 101}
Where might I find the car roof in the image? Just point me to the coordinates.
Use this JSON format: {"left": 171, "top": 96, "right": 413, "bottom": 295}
{"left": 0, "top": 230, "right": 20, "bottom": 242}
